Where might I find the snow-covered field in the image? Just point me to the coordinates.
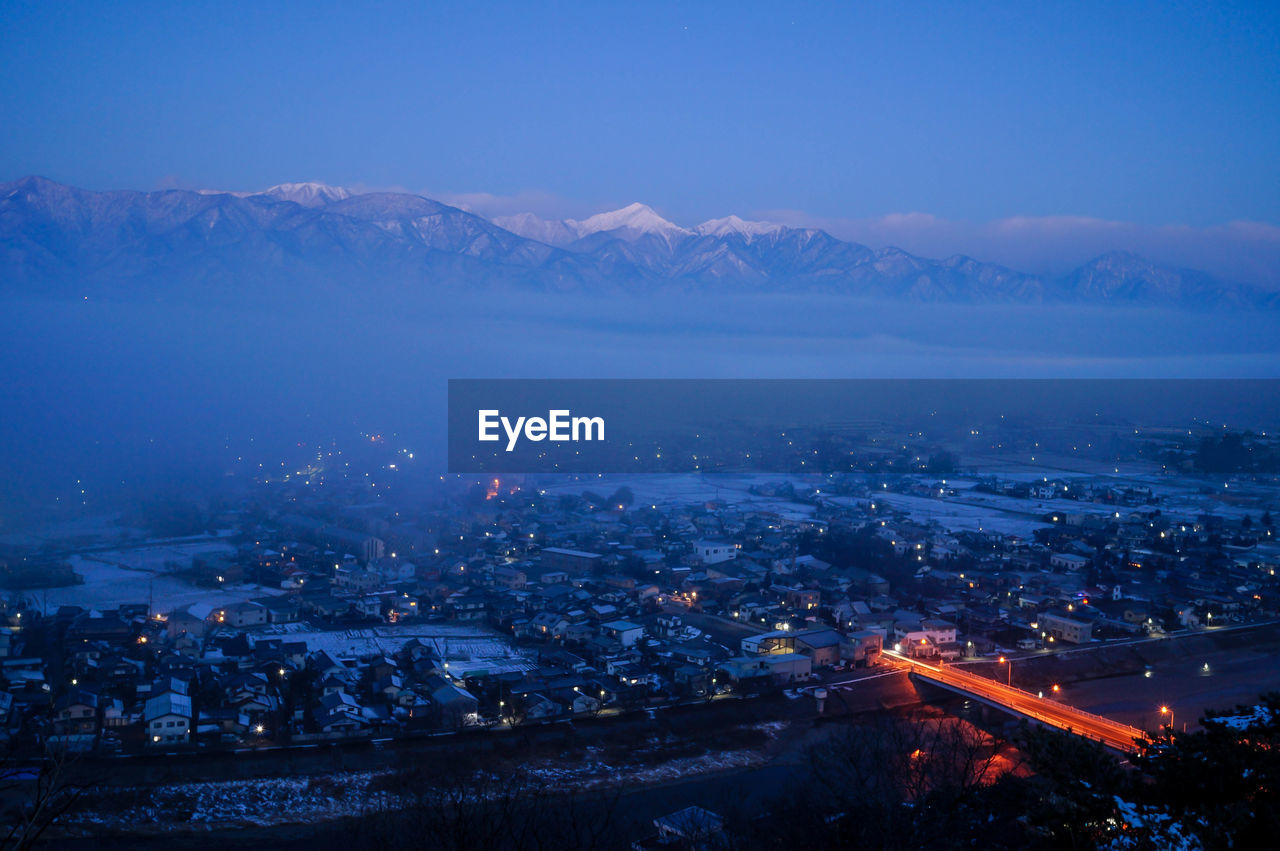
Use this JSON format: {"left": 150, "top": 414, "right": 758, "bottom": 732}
{"left": 30, "top": 542, "right": 283, "bottom": 614}
{"left": 64, "top": 722, "right": 790, "bottom": 835}
{"left": 69, "top": 771, "right": 393, "bottom": 832}
{"left": 962, "top": 452, "right": 1167, "bottom": 480}
{"left": 537, "top": 473, "right": 821, "bottom": 520}
{"left": 830, "top": 491, "right": 1051, "bottom": 537}
{"left": 835, "top": 466, "right": 1267, "bottom": 536}
{"left": 259, "top": 623, "right": 536, "bottom": 673}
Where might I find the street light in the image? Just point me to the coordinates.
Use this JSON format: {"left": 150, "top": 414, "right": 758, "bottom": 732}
{"left": 998, "top": 656, "right": 1012, "bottom": 687}
{"left": 1160, "top": 705, "right": 1175, "bottom": 737}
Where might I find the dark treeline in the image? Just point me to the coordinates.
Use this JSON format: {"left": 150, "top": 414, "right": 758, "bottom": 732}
{"left": 118, "top": 695, "right": 1272, "bottom": 851}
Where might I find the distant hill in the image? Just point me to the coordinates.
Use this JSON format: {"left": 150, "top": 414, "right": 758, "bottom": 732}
{"left": 2, "top": 176, "right": 1272, "bottom": 308}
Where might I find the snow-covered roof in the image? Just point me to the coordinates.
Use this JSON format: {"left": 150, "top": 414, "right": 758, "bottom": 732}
{"left": 144, "top": 692, "right": 192, "bottom": 720}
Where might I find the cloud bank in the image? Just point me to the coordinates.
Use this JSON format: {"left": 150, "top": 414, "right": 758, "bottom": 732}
{"left": 756, "top": 210, "right": 1280, "bottom": 291}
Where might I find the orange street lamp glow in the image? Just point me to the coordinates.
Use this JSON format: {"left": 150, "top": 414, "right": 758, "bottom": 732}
{"left": 1160, "top": 705, "right": 1176, "bottom": 737}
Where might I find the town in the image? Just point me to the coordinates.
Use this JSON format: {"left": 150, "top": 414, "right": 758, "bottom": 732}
{"left": 2, "top": 423, "right": 1277, "bottom": 768}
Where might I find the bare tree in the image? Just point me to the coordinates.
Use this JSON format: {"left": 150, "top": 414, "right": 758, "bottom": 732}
{"left": 332, "top": 762, "right": 625, "bottom": 851}
{"left": 741, "top": 710, "right": 1013, "bottom": 851}
{"left": 0, "top": 743, "right": 94, "bottom": 849}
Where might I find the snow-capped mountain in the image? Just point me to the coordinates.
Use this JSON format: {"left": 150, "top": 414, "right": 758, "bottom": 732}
{"left": 574, "top": 202, "right": 692, "bottom": 244}
{"left": 694, "top": 215, "right": 786, "bottom": 241}
{"left": 258, "top": 181, "right": 352, "bottom": 207}
{"left": 194, "top": 181, "right": 353, "bottom": 206}
{"left": 502, "top": 205, "right": 784, "bottom": 246}
{"left": 0, "top": 176, "right": 582, "bottom": 297}
{"left": 488, "top": 211, "right": 582, "bottom": 247}
{"left": 495, "top": 202, "right": 692, "bottom": 248}
{"left": 0, "top": 176, "right": 1270, "bottom": 309}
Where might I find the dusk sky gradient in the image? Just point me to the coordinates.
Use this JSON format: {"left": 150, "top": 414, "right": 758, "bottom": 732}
{"left": 3, "top": 0, "right": 1280, "bottom": 278}
{"left": 4, "top": 0, "right": 1280, "bottom": 507}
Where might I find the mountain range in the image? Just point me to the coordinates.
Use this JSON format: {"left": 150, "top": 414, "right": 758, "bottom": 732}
{"left": 1, "top": 176, "right": 1272, "bottom": 308}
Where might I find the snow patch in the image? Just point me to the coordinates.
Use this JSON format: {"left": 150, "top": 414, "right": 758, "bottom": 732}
{"left": 695, "top": 215, "right": 785, "bottom": 241}
{"left": 259, "top": 182, "right": 352, "bottom": 207}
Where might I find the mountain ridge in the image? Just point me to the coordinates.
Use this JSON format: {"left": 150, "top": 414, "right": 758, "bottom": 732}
{"left": 1, "top": 176, "right": 1272, "bottom": 309}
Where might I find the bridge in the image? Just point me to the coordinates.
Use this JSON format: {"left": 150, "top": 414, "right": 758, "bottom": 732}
{"left": 884, "top": 650, "right": 1145, "bottom": 753}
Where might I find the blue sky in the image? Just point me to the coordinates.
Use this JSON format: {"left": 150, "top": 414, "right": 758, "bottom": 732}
{"left": 3, "top": 1, "right": 1279, "bottom": 268}
{"left": 4, "top": 1, "right": 1280, "bottom": 504}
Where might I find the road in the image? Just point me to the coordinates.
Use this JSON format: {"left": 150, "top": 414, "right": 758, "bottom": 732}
{"left": 883, "top": 650, "right": 1145, "bottom": 753}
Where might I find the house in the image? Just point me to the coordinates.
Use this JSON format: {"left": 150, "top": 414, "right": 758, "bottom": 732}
{"left": 373, "top": 673, "right": 404, "bottom": 702}
{"left": 920, "top": 619, "right": 957, "bottom": 644}
{"left": 520, "top": 692, "right": 563, "bottom": 721}
{"left": 894, "top": 618, "right": 957, "bottom": 656}
{"left": 721, "top": 653, "right": 811, "bottom": 685}
{"left": 792, "top": 553, "right": 831, "bottom": 572}
{"left": 223, "top": 672, "right": 269, "bottom": 704}
{"left": 166, "top": 608, "right": 209, "bottom": 639}
{"left": 1050, "top": 553, "right": 1090, "bottom": 572}
{"left": 781, "top": 586, "right": 821, "bottom": 611}
{"left": 370, "top": 556, "right": 417, "bottom": 584}
{"left": 305, "top": 596, "right": 351, "bottom": 620}
{"left": 64, "top": 616, "right": 132, "bottom": 647}
{"left": 432, "top": 683, "right": 479, "bottom": 728}
{"left": 254, "top": 595, "right": 303, "bottom": 624}
{"left": 541, "top": 649, "right": 590, "bottom": 672}
{"left": 758, "top": 652, "right": 811, "bottom": 683}
{"left": 53, "top": 688, "right": 99, "bottom": 735}
{"left": 212, "top": 601, "right": 267, "bottom": 628}
{"left": 102, "top": 698, "right": 133, "bottom": 728}
{"left": 334, "top": 566, "right": 381, "bottom": 592}
{"left": 492, "top": 566, "right": 527, "bottom": 590}
{"left": 314, "top": 703, "right": 371, "bottom": 735}
{"left": 740, "top": 630, "right": 795, "bottom": 656}
{"left": 537, "top": 569, "right": 570, "bottom": 586}
{"left": 588, "top": 603, "right": 621, "bottom": 621}
{"left": 843, "top": 630, "right": 883, "bottom": 667}
{"left": 694, "top": 541, "right": 737, "bottom": 565}
{"left": 599, "top": 620, "right": 645, "bottom": 648}
{"left": 793, "top": 628, "right": 842, "bottom": 667}
{"left": 447, "top": 592, "right": 489, "bottom": 620}
{"left": 672, "top": 665, "right": 711, "bottom": 696}
{"left": 564, "top": 687, "right": 601, "bottom": 715}
{"left": 540, "top": 547, "right": 603, "bottom": 573}
{"left": 526, "top": 611, "right": 565, "bottom": 640}
{"left": 311, "top": 690, "right": 368, "bottom": 735}
{"left": 1040, "top": 612, "right": 1093, "bottom": 644}
{"left": 354, "top": 593, "right": 387, "bottom": 618}
{"left": 144, "top": 692, "right": 193, "bottom": 747}
{"left": 388, "top": 594, "right": 422, "bottom": 621}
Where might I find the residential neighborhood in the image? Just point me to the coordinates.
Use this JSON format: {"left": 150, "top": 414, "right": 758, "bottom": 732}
{"left": 3, "top": 427, "right": 1278, "bottom": 761}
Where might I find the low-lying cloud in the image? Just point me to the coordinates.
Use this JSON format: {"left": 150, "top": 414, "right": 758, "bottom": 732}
{"left": 756, "top": 209, "right": 1280, "bottom": 290}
